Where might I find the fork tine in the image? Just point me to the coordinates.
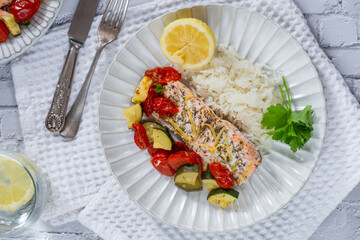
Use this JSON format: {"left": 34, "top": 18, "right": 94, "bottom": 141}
{"left": 107, "top": 0, "right": 120, "bottom": 25}
{"left": 112, "top": 0, "right": 125, "bottom": 27}
{"left": 114, "top": 0, "right": 129, "bottom": 29}
{"left": 101, "top": 0, "right": 115, "bottom": 22}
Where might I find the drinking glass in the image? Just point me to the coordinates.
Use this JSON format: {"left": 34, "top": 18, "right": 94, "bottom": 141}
{"left": 0, "top": 150, "right": 47, "bottom": 237}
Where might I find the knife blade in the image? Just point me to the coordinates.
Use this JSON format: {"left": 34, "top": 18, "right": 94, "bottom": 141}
{"left": 45, "top": 0, "right": 99, "bottom": 133}
{"left": 68, "top": 0, "right": 100, "bottom": 44}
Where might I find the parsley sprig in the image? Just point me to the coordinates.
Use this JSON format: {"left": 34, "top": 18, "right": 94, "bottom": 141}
{"left": 261, "top": 76, "right": 314, "bottom": 152}
{"left": 154, "top": 83, "right": 165, "bottom": 93}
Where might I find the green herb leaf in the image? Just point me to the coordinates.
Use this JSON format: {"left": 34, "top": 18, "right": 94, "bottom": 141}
{"left": 261, "top": 77, "right": 314, "bottom": 152}
{"left": 261, "top": 104, "right": 289, "bottom": 129}
{"left": 290, "top": 105, "right": 314, "bottom": 127}
{"left": 154, "top": 84, "right": 165, "bottom": 93}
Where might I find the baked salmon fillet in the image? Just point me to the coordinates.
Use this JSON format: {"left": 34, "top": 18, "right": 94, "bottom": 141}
{"left": 152, "top": 81, "right": 261, "bottom": 185}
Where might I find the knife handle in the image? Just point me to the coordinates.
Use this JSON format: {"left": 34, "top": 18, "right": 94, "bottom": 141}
{"left": 45, "top": 40, "right": 82, "bottom": 132}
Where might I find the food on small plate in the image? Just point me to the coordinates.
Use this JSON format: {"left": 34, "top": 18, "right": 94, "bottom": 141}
{"left": 0, "top": 0, "right": 40, "bottom": 42}
{"left": 152, "top": 80, "right": 261, "bottom": 186}
{"left": 160, "top": 18, "right": 215, "bottom": 69}
{"left": 0, "top": 20, "right": 9, "bottom": 42}
{"left": 9, "top": 0, "right": 41, "bottom": 23}
{"left": 0, "top": 8, "right": 19, "bottom": 36}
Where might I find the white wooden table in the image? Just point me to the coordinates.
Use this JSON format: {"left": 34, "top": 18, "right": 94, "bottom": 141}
{"left": 1, "top": 0, "right": 360, "bottom": 239}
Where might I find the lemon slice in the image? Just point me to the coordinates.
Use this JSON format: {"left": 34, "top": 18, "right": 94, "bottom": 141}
{"left": 160, "top": 18, "right": 216, "bottom": 69}
{"left": 0, "top": 157, "right": 34, "bottom": 211}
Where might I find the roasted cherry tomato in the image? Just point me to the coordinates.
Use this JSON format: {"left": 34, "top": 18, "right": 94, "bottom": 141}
{"left": 10, "top": 0, "right": 41, "bottom": 23}
{"left": 0, "top": 20, "right": 9, "bottom": 43}
{"left": 188, "top": 151, "right": 202, "bottom": 173}
{"left": 209, "top": 163, "right": 234, "bottom": 189}
{"left": 152, "top": 97, "right": 179, "bottom": 117}
{"left": 147, "top": 143, "right": 159, "bottom": 156}
{"left": 167, "top": 151, "right": 202, "bottom": 171}
{"left": 173, "top": 141, "right": 188, "bottom": 152}
{"left": 132, "top": 123, "right": 149, "bottom": 149}
{"left": 150, "top": 149, "right": 175, "bottom": 176}
{"left": 142, "top": 85, "right": 163, "bottom": 117}
{"left": 145, "top": 66, "right": 181, "bottom": 84}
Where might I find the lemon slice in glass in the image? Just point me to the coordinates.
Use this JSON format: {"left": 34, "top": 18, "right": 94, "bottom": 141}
{"left": 160, "top": 18, "right": 216, "bottom": 69}
{"left": 0, "top": 158, "right": 35, "bottom": 211}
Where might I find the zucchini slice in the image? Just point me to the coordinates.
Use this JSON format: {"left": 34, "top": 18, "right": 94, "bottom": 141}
{"left": 142, "top": 122, "right": 166, "bottom": 143}
{"left": 207, "top": 188, "right": 239, "bottom": 209}
{"left": 201, "top": 171, "right": 220, "bottom": 192}
{"left": 153, "top": 128, "right": 173, "bottom": 150}
{"left": 132, "top": 76, "right": 153, "bottom": 103}
{"left": 175, "top": 164, "right": 202, "bottom": 191}
{"left": 123, "top": 104, "right": 142, "bottom": 129}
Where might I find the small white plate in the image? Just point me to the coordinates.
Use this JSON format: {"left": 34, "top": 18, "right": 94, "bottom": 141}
{"left": 98, "top": 5, "right": 326, "bottom": 232}
{"left": 0, "top": 0, "right": 62, "bottom": 64}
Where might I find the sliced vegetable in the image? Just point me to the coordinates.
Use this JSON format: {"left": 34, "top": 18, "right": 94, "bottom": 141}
{"left": 0, "top": 10, "right": 20, "bottom": 36}
{"left": 10, "top": 0, "right": 41, "bottom": 23}
{"left": 142, "top": 85, "right": 162, "bottom": 117}
{"left": 209, "top": 163, "right": 234, "bottom": 189}
{"left": 189, "top": 152, "right": 203, "bottom": 173}
{"left": 173, "top": 141, "right": 188, "bottom": 152}
{"left": 142, "top": 121, "right": 165, "bottom": 143}
{"left": 147, "top": 143, "right": 159, "bottom": 156}
{"left": 132, "top": 76, "right": 153, "bottom": 103}
{"left": 174, "top": 164, "right": 202, "bottom": 191}
{"left": 145, "top": 66, "right": 181, "bottom": 84}
{"left": 153, "top": 128, "right": 173, "bottom": 150}
{"left": 167, "top": 151, "right": 202, "bottom": 171}
{"left": 123, "top": 104, "right": 142, "bottom": 129}
{"left": 0, "top": 20, "right": 9, "bottom": 42}
{"left": 207, "top": 188, "right": 239, "bottom": 209}
{"left": 132, "top": 123, "right": 149, "bottom": 149}
{"left": 152, "top": 97, "right": 179, "bottom": 117}
{"left": 150, "top": 149, "right": 175, "bottom": 177}
{"left": 201, "top": 171, "right": 220, "bottom": 192}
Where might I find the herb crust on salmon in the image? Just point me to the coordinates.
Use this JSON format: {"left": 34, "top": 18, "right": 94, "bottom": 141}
{"left": 152, "top": 81, "right": 261, "bottom": 185}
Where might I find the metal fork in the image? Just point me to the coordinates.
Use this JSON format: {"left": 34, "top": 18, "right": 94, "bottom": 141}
{"left": 60, "top": 0, "right": 130, "bottom": 139}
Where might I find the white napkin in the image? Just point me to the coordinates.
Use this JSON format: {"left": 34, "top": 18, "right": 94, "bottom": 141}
{"left": 10, "top": 0, "right": 360, "bottom": 238}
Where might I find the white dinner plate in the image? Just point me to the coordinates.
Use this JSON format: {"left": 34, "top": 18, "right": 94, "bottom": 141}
{"left": 0, "top": 0, "right": 62, "bottom": 64}
{"left": 98, "top": 5, "right": 326, "bottom": 232}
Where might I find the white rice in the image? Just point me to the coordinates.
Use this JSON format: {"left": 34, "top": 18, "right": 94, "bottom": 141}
{"left": 178, "top": 45, "right": 282, "bottom": 147}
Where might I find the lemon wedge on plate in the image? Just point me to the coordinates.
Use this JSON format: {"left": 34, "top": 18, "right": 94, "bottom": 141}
{"left": 160, "top": 18, "right": 216, "bottom": 69}
{"left": 0, "top": 157, "right": 34, "bottom": 211}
